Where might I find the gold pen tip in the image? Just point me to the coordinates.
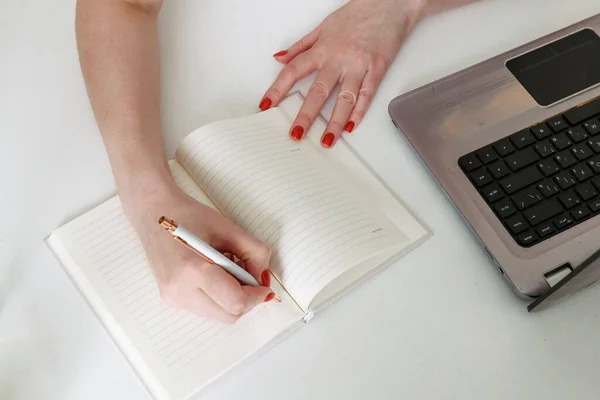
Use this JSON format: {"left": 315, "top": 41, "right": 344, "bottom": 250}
{"left": 273, "top": 295, "right": 281, "bottom": 303}
{"left": 159, "top": 216, "right": 178, "bottom": 232}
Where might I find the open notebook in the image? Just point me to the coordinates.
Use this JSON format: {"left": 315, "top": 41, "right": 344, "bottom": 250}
{"left": 47, "top": 93, "right": 430, "bottom": 400}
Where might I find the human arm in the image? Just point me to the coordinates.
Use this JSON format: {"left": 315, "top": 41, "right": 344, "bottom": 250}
{"left": 75, "top": 0, "right": 275, "bottom": 324}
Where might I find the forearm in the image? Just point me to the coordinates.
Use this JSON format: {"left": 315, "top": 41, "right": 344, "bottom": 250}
{"left": 75, "top": 0, "right": 174, "bottom": 205}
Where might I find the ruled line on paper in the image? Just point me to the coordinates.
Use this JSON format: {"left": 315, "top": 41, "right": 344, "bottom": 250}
{"left": 178, "top": 118, "right": 402, "bottom": 302}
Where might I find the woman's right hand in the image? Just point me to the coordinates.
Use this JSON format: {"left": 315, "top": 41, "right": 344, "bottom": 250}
{"left": 123, "top": 185, "right": 276, "bottom": 324}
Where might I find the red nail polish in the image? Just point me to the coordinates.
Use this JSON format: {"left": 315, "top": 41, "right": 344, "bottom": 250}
{"left": 290, "top": 126, "right": 304, "bottom": 140}
{"left": 259, "top": 97, "right": 272, "bottom": 111}
{"left": 344, "top": 121, "right": 355, "bottom": 133}
{"left": 264, "top": 292, "right": 275, "bottom": 302}
{"left": 273, "top": 50, "right": 288, "bottom": 57}
{"left": 261, "top": 270, "right": 271, "bottom": 287}
{"left": 322, "top": 132, "right": 335, "bottom": 148}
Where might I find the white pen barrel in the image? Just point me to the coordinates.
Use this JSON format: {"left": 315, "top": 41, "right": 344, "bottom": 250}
{"left": 173, "top": 226, "right": 260, "bottom": 286}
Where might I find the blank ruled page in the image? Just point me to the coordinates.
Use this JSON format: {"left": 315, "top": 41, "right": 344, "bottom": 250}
{"left": 176, "top": 106, "right": 409, "bottom": 310}
{"left": 47, "top": 161, "right": 302, "bottom": 400}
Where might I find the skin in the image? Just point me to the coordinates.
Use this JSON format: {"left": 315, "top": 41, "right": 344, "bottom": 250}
{"left": 261, "top": 0, "right": 480, "bottom": 148}
{"left": 75, "top": 0, "right": 478, "bottom": 323}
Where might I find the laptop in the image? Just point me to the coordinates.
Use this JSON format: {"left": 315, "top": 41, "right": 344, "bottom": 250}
{"left": 389, "top": 14, "right": 600, "bottom": 311}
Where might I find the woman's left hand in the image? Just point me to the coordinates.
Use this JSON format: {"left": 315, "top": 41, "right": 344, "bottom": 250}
{"left": 259, "top": 0, "right": 425, "bottom": 148}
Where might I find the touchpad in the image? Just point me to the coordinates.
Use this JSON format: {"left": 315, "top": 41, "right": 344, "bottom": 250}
{"left": 506, "top": 28, "right": 600, "bottom": 106}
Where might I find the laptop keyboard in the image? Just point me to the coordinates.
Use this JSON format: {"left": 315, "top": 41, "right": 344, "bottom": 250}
{"left": 459, "top": 96, "right": 600, "bottom": 248}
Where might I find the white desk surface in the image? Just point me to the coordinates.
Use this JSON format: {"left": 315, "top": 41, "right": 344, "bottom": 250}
{"left": 3, "top": 0, "right": 600, "bottom": 399}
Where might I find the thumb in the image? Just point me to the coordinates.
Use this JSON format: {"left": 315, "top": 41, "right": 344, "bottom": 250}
{"left": 241, "top": 285, "right": 277, "bottom": 312}
{"left": 212, "top": 225, "right": 273, "bottom": 287}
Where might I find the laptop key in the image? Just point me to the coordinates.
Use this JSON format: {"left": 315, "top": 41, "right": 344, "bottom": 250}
{"left": 505, "top": 147, "right": 539, "bottom": 171}
{"left": 559, "top": 190, "right": 582, "bottom": 209}
{"left": 475, "top": 145, "right": 498, "bottom": 164}
{"left": 506, "top": 214, "right": 529, "bottom": 235}
{"left": 469, "top": 168, "right": 493, "bottom": 188}
{"left": 493, "top": 138, "right": 515, "bottom": 157}
{"left": 534, "top": 140, "right": 556, "bottom": 158}
{"left": 523, "top": 198, "right": 563, "bottom": 225}
{"left": 575, "top": 183, "right": 598, "bottom": 201}
{"left": 554, "top": 151, "right": 577, "bottom": 168}
{"left": 554, "top": 171, "right": 577, "bottom": 190}
{"left": 537, "top": 159, "right": 561, "bottom": 177}
{"left": 593, "top": 177, "right": 600, "bottom": 191}
{"left": 588, "top": 156, "right": 600, "bottom": 174}
{"left": 547, "top": 116, "right": 568, "bottom": 132}
{"left": 537, "top": 180, "right": 561, "bottom": 197}
{"left": 459, "top": 153, "right": 481, "bottom": 172}
{"left": 571, "top": 164, "right": 593, "bottom": 182}
{"left": 571, "top": 205, "right": 591, "bottom": 221}
{"left": 512, "top": 188, "right": 543, "bottom": 210}
{"left": 588, "top": 138, "right": 600, "bottom": 153}
{"left": 510, "top": 129, "right": 536, "bottom": 149}
{"left": 567, "top": 126, "right": 589, "bottom": 143}
{"left": 551, "top": 133, "right": 573, "bottom": 151}
{"left": 553, "top": 214, "right": 573, "bottom": 230}
{"left": 517, "top": 230, "right": 538, "bottom": 246}
{"left": 571, "top": 143, "right": 594, "bottom": 161}
{"left": 563, "top": 97, "right": 600, "bottom": 125}
{"left": 530, "top": 123, "right": 552, "bottom": 140}
{"left": 536, "top": 222, "right": 556, "bottom": 238}
{"left": 589, "top": 199, "right": 600, "bottom": 213}
{"left": 482, "top": 183, "right": 504, "bottom": 203}
{"left": 494, "top": 198, "right": 517, "bottom": 218}
{"left": 500, "top": 165, "right": 543, "bottom": 194}
{"left": 583, "top": 119, "right": 600, "bottom": 136}
{"left": 488, "top": 160, "right": 510, "bottom": 179}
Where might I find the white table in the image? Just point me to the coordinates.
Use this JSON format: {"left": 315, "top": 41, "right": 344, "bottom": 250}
{"left": 3, "top": 0, "right": 600, "bottom": 399}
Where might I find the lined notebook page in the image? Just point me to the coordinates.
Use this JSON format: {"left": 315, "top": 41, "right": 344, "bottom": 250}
{"left": 176, "top": 101, "right": 409, "bottom": 310}
{"left": 47, "top": 161, "right": 302, "bottom": 400}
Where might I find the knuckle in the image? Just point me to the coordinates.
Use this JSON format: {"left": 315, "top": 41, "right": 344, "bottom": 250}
{"left": 359, "top": 88, "right": 374, "bottom": 102}
{"left": 337, "top": 91, "right": 356, "bottom": 105}
{"left": 372, "top": 54, "right": 391, "bottom": 73}
{"left": 327, "top": 121, "right": 344, "bottom": 132}
{"left": 257, "top": 242, "right": 272, "bottom": 258}
{"left": 295, "top": 111, "right": 313, "bottom": 125}
{"left": 309, "top": 82, "right": 329, "bottom": 98}
{"left": 281, "top": 63, "right": 298, "bottom": 80}
{"left": 353, "top": 107, "right": 367, "bottom": 119}
{"left": 228, "top": 294, "right": 247, "bottom": 316}
{"left": 295, "top": 37, "right": 307, "bottom": 50}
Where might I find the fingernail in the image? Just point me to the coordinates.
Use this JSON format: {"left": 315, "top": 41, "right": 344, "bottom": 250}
{"left": 264, "top": 292, "right": 276, "bottom": 302}
{"left": 290, "top": 125, "right": 304, "bottom": 140}
{"left": 259, "top": 97, "right": 272, "bottom": 111}
{"left": 261, "top": 269, "right": 271, "bottom": 287}
{"left": 344, "top": 121, "right": 355, "bottom": 133}
{"left": 273, "top": 50, "right": 288, "bottom": 57}
{"left": 322, "top": 132, "right": 335, "bottom": 148}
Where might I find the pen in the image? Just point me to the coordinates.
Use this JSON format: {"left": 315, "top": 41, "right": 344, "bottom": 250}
{"left": 158, "top": 216, "right": 280, "bottom": 302}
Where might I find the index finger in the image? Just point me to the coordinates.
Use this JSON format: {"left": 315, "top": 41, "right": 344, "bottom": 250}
{"left": 260, "top": 52, "right": 317, "bottom": 111}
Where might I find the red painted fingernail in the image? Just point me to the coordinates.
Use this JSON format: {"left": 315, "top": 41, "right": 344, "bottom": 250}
{"left": 264, "top": 292, "right": 275, "bottom": 302}
{"left": 344, "top": 121, "right": 355, "bottom": 133}
{"left": 273, "top": 50, "right": 288, "bottom": 57}
{"left": 261, "top": 270, "right": 271, "bottom": 287}
{"left": 322, "top": 132, "right": 335, "bottom": 148}
{"left": 259, "top": 97, "right": 272, "bottom": 111}
{"left": 290, "top": 125, "right": 304, "bottom": 140}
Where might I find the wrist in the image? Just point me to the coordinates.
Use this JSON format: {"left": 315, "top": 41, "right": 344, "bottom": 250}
{"left": 114, "top": 161, "right": 179, "bottom": 212}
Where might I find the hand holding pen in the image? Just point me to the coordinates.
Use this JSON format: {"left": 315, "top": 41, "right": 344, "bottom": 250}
{"left": 160, "top": 216, "right": 280, "bottom": 302}
{"left": 123, "top": 190, "right": 277, "bottom": 324}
